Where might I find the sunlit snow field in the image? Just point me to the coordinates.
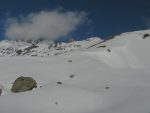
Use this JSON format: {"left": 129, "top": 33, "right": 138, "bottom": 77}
{"left": 0, "top": 30, "right": 150, "bottom": 113}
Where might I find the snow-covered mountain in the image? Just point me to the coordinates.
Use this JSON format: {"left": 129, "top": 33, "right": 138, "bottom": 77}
{"left": 0, "top": 29, "right": 150, "bottom": 113}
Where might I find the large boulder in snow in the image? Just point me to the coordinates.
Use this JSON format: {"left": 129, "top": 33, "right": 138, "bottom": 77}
{"left": 0, "top": 89, "right": 2, "bottom": 96}
{"left": 11, "top": 76, "right": 37, "bottom": 93}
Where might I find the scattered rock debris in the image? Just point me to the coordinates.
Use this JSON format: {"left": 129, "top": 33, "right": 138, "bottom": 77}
{"left": 68, "top": 60, "right": 72, "bottom": 62}
{"left": 107, "top": 49, "right": 111, "bottom": 52}
{"left": 55, "top": 102, "right": 58, "bottom": 105}
{"left": 57, "top": 82, "right": 62, "bottom": 85}
{"left": 69, "top": 74, "right": 75, "bottom": 78}
{"left": 105, "top": 87, "right": 110, "bottom": 89}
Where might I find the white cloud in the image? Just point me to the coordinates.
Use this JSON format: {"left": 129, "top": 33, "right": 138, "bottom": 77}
{"left": 4, "top": 9, "right": 87, "bottom": 40}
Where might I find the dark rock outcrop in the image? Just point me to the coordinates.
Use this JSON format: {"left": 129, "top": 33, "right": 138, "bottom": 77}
{"left": 143, "top": 33, "right": 150, "bottom": 39}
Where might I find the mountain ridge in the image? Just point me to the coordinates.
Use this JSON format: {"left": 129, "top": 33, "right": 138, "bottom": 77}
{"left": 0, "top": 37, "right": 102, "bottom": 57}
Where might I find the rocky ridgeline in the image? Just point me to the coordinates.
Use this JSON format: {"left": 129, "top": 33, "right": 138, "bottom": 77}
{"left": 0, "top": 37, "right": 102, "bottom": 57}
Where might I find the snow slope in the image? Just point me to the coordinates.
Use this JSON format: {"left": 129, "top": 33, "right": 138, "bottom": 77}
{"left": 0, "top": 30, "right": 150, "bottom": 113}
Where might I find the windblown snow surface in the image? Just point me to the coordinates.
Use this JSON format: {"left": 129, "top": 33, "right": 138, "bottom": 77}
{"left": 0, "top": 30, "right": 150, "bottom": 113}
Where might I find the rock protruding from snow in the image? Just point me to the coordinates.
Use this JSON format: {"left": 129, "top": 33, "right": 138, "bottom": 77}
{"left": 11, "top": 76, "right": 37, "bottom": 93}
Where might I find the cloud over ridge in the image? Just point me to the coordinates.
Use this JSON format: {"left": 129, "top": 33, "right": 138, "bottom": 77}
{"left": 5, "top": 9, "right": 87, "bottom": 40}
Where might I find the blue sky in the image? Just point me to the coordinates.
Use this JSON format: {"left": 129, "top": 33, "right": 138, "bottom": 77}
{"left": 0, "top": 0, "right": 150, "bottom": 41}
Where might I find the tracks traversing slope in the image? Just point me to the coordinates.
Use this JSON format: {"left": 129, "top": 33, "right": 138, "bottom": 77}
{"left": 86, "top": 40, "right": 106, "bottom": 49}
